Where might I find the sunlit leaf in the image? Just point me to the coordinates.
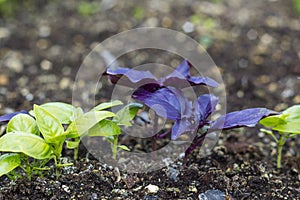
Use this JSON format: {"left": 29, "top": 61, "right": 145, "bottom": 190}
{"left": 92, "top": 100, "right": 123, "bottom": 111}
{"left": 0, "top": 153, "right": 21, "bottom": 177}
{"left": 118, "top": 145, "right": 130, "bottom": 151}
{"left": 34, "top": 105, "right": 65, "bottom": 143}
{"left": 260, "top": 105, "right": 300, "bottom": 134}
{"left": 0, "top": 132, "right": 52, "bottom": 159}
{"left": 66, "top": 140, "right": 80, "bottom": 149}
{"left": 113, "top": 103, "right": 143, "bottom": 126}
{"left": 66, "top": 110, "right": 115, "bottom": 138}
{"left": 87, "top": 119, "right": 121, "bottom": 137}
{"left": 7, "top": 114, "right": 39, "bottom": 135}
{"left": 38, "top": 102, "right": 76, "bottom": 124}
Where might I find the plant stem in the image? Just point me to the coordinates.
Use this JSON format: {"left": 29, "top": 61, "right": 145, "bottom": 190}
{"left": 156, "top": 129, "right": 171, "bottom": 139}
{"left": 152, "top": 114, "right": 158, "bottom": 152}
{"left": 183, "top": 134, "right": 206, "bottom": 164}
{"left": 74, "top": 137, "right": 79, "bottom": 160}
{"left": 277, "top": 143, "right": 283, "bottom": 169}
{"left": 23, "top": 154, "right": 32, "bottom": 180}
{"left": 112, "top": 135, "right": 118, "bottom": 159}
{"left": 277, "top": 133, "right": 289, "bottom": 169}
{"left": 151, "top": 114, "right": 159, "bottom": 160}
{"left": 52, "top": 156, "right": 61, "bottom": 178}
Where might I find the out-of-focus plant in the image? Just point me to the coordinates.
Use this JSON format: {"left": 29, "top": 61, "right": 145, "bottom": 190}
{"left": 293, "top": 0, "right": 300, "bottom": 15}
{"left": 77, "top": 1, "right": 100, "bottom": 16}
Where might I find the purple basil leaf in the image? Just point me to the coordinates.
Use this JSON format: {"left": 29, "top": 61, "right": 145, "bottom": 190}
{"left": 105, "top": 67, "right": 159, "bottom": 87}
{"left": 210, "top": 108, "right": 277, "bottom": 130}
{"left": 132, "top": 86, "right": 189, "bottom": 120}
{"left": 197, "top": 94, "right": 219, "bottom": 121}
{"left": 187, "top": 76, "right": 219, "bottom": 87}
{"left": 0, "top": 110, "right": 28, "bottom": 123}
{"left": 171, "top": 117, "right": 198, "bottom": 140}
{"left": 162, "top": 60, "right": 219, "bottom": 88}
{"left": 174, "top": 59, "right": 191, "bottom": 77}
{"left": 167, "top": 86, "right": 192, "bottom": 117}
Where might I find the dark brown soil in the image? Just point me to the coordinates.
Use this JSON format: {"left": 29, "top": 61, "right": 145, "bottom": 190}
{"left": 1, "top": 0, "right": 300, "bottom": 199}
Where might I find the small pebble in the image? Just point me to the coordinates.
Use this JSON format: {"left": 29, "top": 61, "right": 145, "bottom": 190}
{"left": 0, "top": 27, "right": 10, "bottom": 39}
{"left": 91, "top": 193, "right": 98, "bottom": 200}
{"left": 247, "top": 29, "right": 258, "bottom": 40}
{"left": 182, "top": 21, "right": 195, "bottom": 33}
{"left": 145, "top": 184, "right": 159, "bottom": 194}
{"left": 62, "top": 185, "right": 70, "bottom": 193}
{"left": 166, "top": 167, "right": 180, "bottom": 182}
{"left": 198, "top": 190, "right": 226, "bottom": 200}
{"left": 143, "top": 195, "right": 158, "bottom": 200}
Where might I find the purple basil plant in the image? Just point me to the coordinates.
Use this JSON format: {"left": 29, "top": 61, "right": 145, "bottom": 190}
{"left": 105, "top": 59, "right": 277, "bottom": 161}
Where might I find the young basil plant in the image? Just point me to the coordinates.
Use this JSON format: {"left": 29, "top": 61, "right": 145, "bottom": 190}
{"left": 86, "top": 102, "right": 143, "bottom": 159}
{"left": 32, "top": 101, "right": 120, "bottom": 160}
{"left": 64, "top": 100, "right": 124, "bottom": 159}
{"left": 31, "top": 100, "right": 142, "bottom": 160}
{"left": 105, "top": 59, "right": 276, "bottom": 161}
{"left": 0, "top": 113, "right": 53, "bottom": 180}
{"left": 260, "top": 105, "right": 300, "bottom": 169}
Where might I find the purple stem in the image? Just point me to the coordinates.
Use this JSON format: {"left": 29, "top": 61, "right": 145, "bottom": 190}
{"left": 155, "top": 129, "right": 171, "bottom": 139}
{"left": 183, "top": 133, "right": 206, "bottom": 164}
{"left": 151, "top": 114, "right": 159, "bottom": 159}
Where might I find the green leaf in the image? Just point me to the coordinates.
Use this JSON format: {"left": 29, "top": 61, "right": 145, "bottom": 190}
{"left": 87, "top": 119, "right": 121, "bottom": 137}
{"left": 66, "top": 111, "right": 115, "bottom": 138}
{"left": 34, "top": 105, "right": 65, "bottom": 143}
{"left": 0, "top": 153, "right": 21, "bottom": 177}
{"left": 259, "top": 115, "right": 286, "bottom": 127}
{"left": 260, "top": 105, "right": 300, "bottom": 134}
{"left": 92, "top": 100, "right": 123, "bottom": 111}
{"left": 118, "top": 145, "right": 130, "bottom": 151}
{"left": 113, "top": 103, "right": 143, "bottom": 126}
{"left": 40, "top": 102, "right": 76, "bottom": 124}
{"left": 70, "top": 107, "right": 84, "bottom": 121}
{"left": 66, "top": 140, "right": 80, "bottom": 149}
{"left": 0, "top": 132, "right": 52, "bottom": 159}
{"left": 6, "top": 114, "right": 39, "bottom": 135}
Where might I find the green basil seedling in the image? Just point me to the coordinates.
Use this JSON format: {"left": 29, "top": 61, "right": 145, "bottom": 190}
{"left": 29, "top": 100, "right": 124, "bottom": 160}
{"left": 260, "top": 105, "right": 300, "bottom": 169}
{"left": 64, "top": 102, "right": 118, "bottom": 159}
{"left": 87, "top": 102, "right": 143, "bottom": 159}
{"left": 0, "top": 113, "right": 55, "bottom": 180}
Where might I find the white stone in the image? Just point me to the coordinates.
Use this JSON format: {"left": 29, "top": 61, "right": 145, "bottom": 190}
{"left": 145, "top": 184, "right": 159, "bottom": 194}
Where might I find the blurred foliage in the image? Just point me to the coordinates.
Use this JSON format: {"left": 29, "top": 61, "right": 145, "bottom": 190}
{"left": 205, "top": 0, "right": 223, "bottom": 4}
{"left": 132, "top": 6, "right": 145, "bottom": 20}
{"left": 0, "top": 0, "right": 21, "bottom": 17}
{"left": 190, "top": 14, "right": 216, "bottom": 49}
{"left": 77, "top": 1, "right": 100, "bottom": 17}
{"left": 293, "top": 0, "right": 300, "bottom": 15}
{"left": 0, "top": 0, "right": 56, "bottom": 18}
{"left": 199, "top": 36, "right": 213, "bottom": 49}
